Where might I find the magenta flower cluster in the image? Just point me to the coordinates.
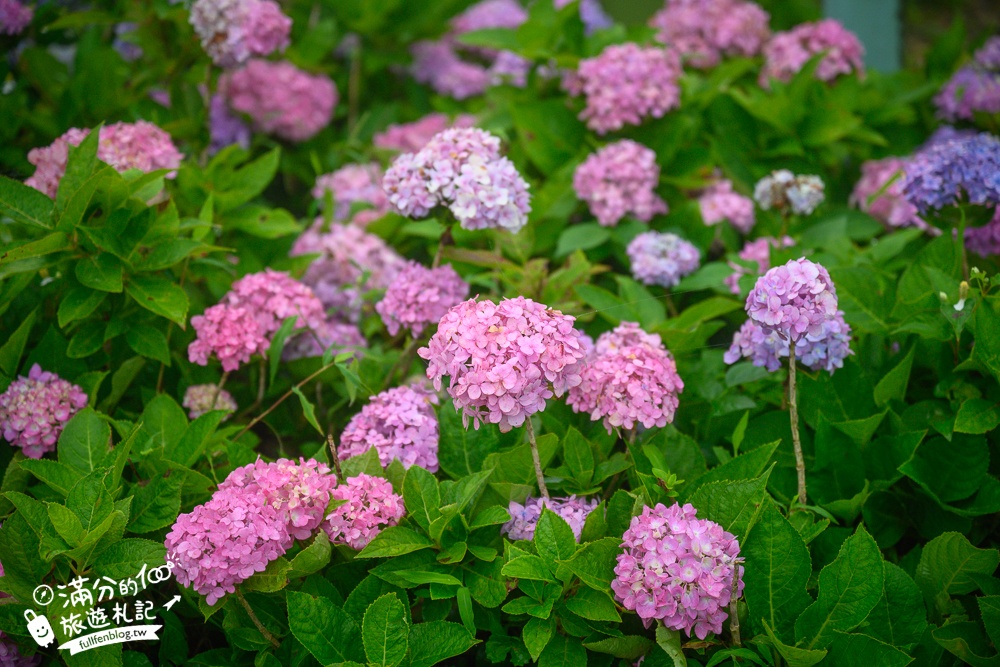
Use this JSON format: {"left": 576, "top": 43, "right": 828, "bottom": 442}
{"left": 699, "top": 179, "right": 756, "bottom": 233}
{"left": 502, "top": 496, "right": 600, "bottom": 542}
{"left": 182, "top": 384, "right": 238, "bottom": 420}
{"left": 0, "top": 0, "right": 32, "bottom": 35}
{"left": 745, "top": 258, "right": 839, "bottom": 341}
{"left": 935, "top": 37, "right": 1000, "bottom": 121}
{"left": 189, "top": 0, "right": 291, "bottom": 67}
{"left": 649, "top": 0, "right": 770, "bottom": 69}
{"left": 568, "top": 322, "right": 684, "bottom": 432}
{"left": 761, "top": 19, "right": 864, "bottom": 86}
{"left": 564, "top": 43, "right": 682, "bottom": 134}
{"left": 0, "top": 364, "right": 87, "bottom": 459}
{"left": 166, "top": 458, "right": 336, "bottom": 605}
{"left": 725, "top": 236, "right": 795, "bottom": 295}
{"left": 312, "top": 163, "right": 389, "bottom": 226}
{"left": 573, "top": 140, "right": 668, "bottom": 227}
{"left": 420, "top": 296, "right": 589, "bottom": 432}
{"left": 724, "top": 312, "right": 853, "bottom": 373}
{"left": 627, "top": 231, "right": 701, "bottom": 288}
{"left": 374, "top": 113, "right": 477, "bottom": 154}
{"left": 850, "top": 157, "right": 929, "bottom": 231}
{"left": 221, "top": 60, "right": 336, "bottom": 142}
{"left": 188, "top": 304, "right": 270, "bottom": 372}
{"left": 383, "top": 127, "right": 532, "bottom": 233}
{"left": 753, "top": 169, "right": 825, "bottom": 215}
{"left": 26, "top": 122, "right": 183, "bottom": 199}
{"left": 323, "top": 473, "right": 406, "bottom": 550}
{"left": 339, "top": 385, "right": 440, "bottom": 472}
{"left": 376, "top": 262, "right": 469, "bottom": 337}
{"left": 612, "top": 503, "right": 744, "bottom": 639}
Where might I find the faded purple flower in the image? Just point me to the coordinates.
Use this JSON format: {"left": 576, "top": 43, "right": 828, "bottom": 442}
{"left": 627, "top": 231, "right": 701, "bottom": 288}
{"left": 182, "top": 384, "right": 238, "bottom": 420}
{"left": 0, "top": 364, "right": 87, "bottom": 459}
{"left": 339, "top": 385, "right": 440, "bottom": 472}
{"left": 503, "top": 496, "right": 600, "bottom": 541}
{"left": 376, "top": 262, "right": 469, "bottom": 337}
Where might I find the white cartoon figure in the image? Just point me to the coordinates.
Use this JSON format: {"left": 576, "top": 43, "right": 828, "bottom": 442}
{"left": 24, "top": 609, "right": 55, "bottom": 647}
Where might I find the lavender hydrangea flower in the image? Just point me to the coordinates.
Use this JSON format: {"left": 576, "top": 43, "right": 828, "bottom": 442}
{"left": 209, "top": 93, "right": 251, "bottom": 154}
{"left": 745, "top": 258, "right": 839, "bottom": 340}
{"left": 502, "top": 496, "right": 600, "bottom": 541}
{"left": 724, "top": 312, "right": 853, "bottom": 373}
{"left": 323, "top": 474, "right": 406, "bottom": 550}
{"left": 182, "top": 384, "right": 238, "bottom": 420}
{"left": 339, "top": 385, "right": 440, "bottom": 472}
{"left": 0, "top": 630, "right": 40, "bottom": 667}
{"left": 573, "top": 140, "right": 668, "bottom": 227}
{"left": 376, "top": 262, "right": 469, "bottom": 337}
{"left": 627, "top": 232, "right": 701, "bottom": 288}
{"left": 753, "top": 170, "right": 825, "bottom": 215}
{"left": 612, "top": 503, "right": 743, "bottom": 639}
{"left": 903, "top": 131, "right": 1000, "bottom": 212}
{"left": 649, "top": 0, "right": 770, "bottom": 69}
{"left": 0, "top": 364, "right": 88, "bottom": 459}
{"left": 965, "top": 207, "right": 1000, "bottom": 256}
{"left": 935, "top": 37, "right": 1000, "bottom": 121}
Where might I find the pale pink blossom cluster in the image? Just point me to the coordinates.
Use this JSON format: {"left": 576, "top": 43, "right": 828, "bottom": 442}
{"left": 383, "top": 127, "right": 532, "bottom": 233}
{"left": 563, "top": 43, "right": 682, "bottom": 134}
{"left": 0, "top": 364, "right": 87, "bottom": 459}
{"left": 745, "top": 258, "right": 839, "bottom": 341}
{"left": 627, "top": 231, "right": 701, "bottom": 288}
{"left": 221, "top": 59, "right": 336, "bottom": 142}
{"left": 699, "top": 180, "right": 755, "bottom": 233}
{"left": 165, "top": 458, "right": 336, "bottom": 605}
{"left": 612, "top": 503, "right": 744, "bottom": 639}
{"left": 182, "top": 384, "right": 238, "bottom": 420}
{"left": 323, "top": 473, "right": 406, "bottom": 550}
{"left": 339, "top": 385, "right": 440, "bottom": 472}
{"left": 282, "top": 319, "right": 366, "bottom": 361}
{"left": 420, "top": 296, "right": 589, "bottom": 432}
{"left": 567, "top": 322, "right": 684, "bottom": 432}
{"left": 26, "top": 122, "right": 183, "bottom": 199}
{"left": 649, "top": 0, "right": 770, "bottom": 68}
{"left": 312, "top": 163, "right": 389, "bottom": 226}
{"left": 753, "top": 170, "right": 825, "bottom": 215}
{"left": 502, "top": 495, "right": 600, "bottom": 541}
{"left": 724, "top": 313, "right": 853, "bottom": 373}
{"left": 376, "top": 262, "right": 469, "bottom": 337}
{"left": 188, "top": 304, "right": 270, "bottom": 372}
{"left": 374, "top": 113, "right": 477, "bottom": 153}
{"left": 0, "top": 0, "right": 32, "bottom": 35}
{"left": 760, "top": 19, "right": 864, "bottom": 86}
{"left": 573, "top": 140, "right": 668, "bottom": 227}
{"left": 850, "top": 157, "right": 930, "bottom": 232}
{"left": 724, "top": 236, "right": 795, "bottom": 294}
{"left": 189, "top": 0, "right": 291, "bottom": 67}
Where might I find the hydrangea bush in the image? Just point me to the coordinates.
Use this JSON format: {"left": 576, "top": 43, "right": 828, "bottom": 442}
{"left": 0, "top": 1, "right": 998, "bottom": 666}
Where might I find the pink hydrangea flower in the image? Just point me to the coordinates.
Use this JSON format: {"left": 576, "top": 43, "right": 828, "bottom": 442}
{"left": 0, "top": 630, "right": 40, "bottom": 667}
{"left": 312, "top": 163, "right": 389, "bottom": 225}
{"left": 223, "top": 269, "right": 327, "bottom": 337}
{"left": 339, "top": 385, "right": 440, "bottom": 472}
{"left": 573, "top": 140, "right": 668, "bottom": 227}
{"left": 745, "top": 258, "right": 839, "bottom": 340}
{"left": 699, "top": 180, "right": 755, "bottom": 233}
{"left": 283, "top": 319, "right": 366, "bottom": 361}
{"left": 221, "top": 60, "right": 336, "bottom": 142}
{"left": 649, "top": 0, "right": 769, "bottom": 68}
{"left": 563, "top": 43, "right": 682, "bottom": 134}
{"left": 452, "top": 0, "right": 527, "bottom": 32}
{"left": 567, "top": 322, "right": 684, "bottom": 432}
{"left": 724, "top": 312, "right": 853, "bottom": 373}
{"left": 503, "top": 495, "right": 600, "bottom": 541}
{"left": 724, "top": 236, "right": 796, "bottom": 295}
{"left": 189, "top": 0, "right": 291, "bottom": 67}
{"left": 182, "top": 384, "right": 238, "bottom": 420}
{"left": 383, "top": 127, "right": 532, "bottom": 233}
{"left": 420, "top": 296, "right": 589, "bottom": 432}
{"left": 25, "top": 122, "right": 183, "bottom": 199}
{"left": 374, "top": 113, "right": 477, "bottom": 153}
{"left": 753, "top": 170, "right": 825, "bottom": 215}
{"left": 188, "top": 304, "right": 270, "bottom": 372}
{"left": 761, "top": 19, "right": 864, "bottom": 86}
{"left": 323, "top": 473, "right": 406, "bottom": 550}
{"left": 0, "top": 0, "right": 32, "bottom": 35}
{"left": 627, "top": 231, "right": 701, "bottom": 288}
{"left": 612, "top": 503, "right": 743, "bottom": 639}
{"left": 0, "top": 364, "right": 88, "bottom": 459}
{"left": 376, "top": 262, "right": 469, "bottom": 337}
{"left": 850, "top": 157, "right": 930, "bottom": 231}
{"left": 966, "top": 207, "right": 1000, "bottom": 257}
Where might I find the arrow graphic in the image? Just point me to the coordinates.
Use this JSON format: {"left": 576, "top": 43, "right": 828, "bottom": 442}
{"left": 163, "top": 595, "right": 181, "bottom": 611}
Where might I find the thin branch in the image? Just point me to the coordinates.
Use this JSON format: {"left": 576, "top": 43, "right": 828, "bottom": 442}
{"left": 788, "top": 351, "right": 807, "bottom": 506}
{"left": 233, "top": 362, "right": 337, "bottom": 441}
{"left": 235, "top": 588, "right": 280, "bottom": 648}
{"left": 525, "top": 418, "right": 549, "bottom": 500}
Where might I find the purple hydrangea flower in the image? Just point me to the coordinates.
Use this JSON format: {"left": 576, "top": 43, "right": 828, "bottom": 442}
{"left": 282, "top": 319, "right": 366, "bottom": 361}
{"left": 0, "top": 364, "right": 88, "bottom": 459}
{"left": 573, "top": 140, "right": 668, "bottom": 227}
{"left": 376, "top": 262, "right": 469, "bottom": 337}
{"left": 0, "top": 630, "right": 40, "bottom": 667}
{"left": 209, "top": 93, "right": 251, "bottom": 154}
{"left": 339, "top": 385, "right": 440, "bottom": 472}
{"left": 323, "top": 473, "right": 406, "bottom": 550}
{"left": 903, "top": 131, "right": 1000, "bottom": 212}
{"left": 627, "top": 231, "right": 701, "bottom": 288}
{"left": 934, "top": 37, "right": 1000, "bottom": 121}
{"left": 753, "top": 170, "right": 825, "bottom": 215}
{"left": 182, "top": 384, "right": 238, "bottom": 420}
{"left": 745, "top": 258, "right": 839, "bottom": 340}
{"left": 724, "top": 312, "right": 853, "bottom": 373}
{"left": 965, "top": 207, "right": 1000, "bottom": 256}
{"left": 503, "top": 496, "right": 600, "bottom": 542}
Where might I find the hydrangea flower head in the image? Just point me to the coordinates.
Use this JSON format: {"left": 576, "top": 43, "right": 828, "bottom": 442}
{"left": 420, "top": 296, "right": 589, "bottom": 432}
{"left": 567, "top": 322, "right": 684, "bottom": 432}
{"left": 753, "top": 170, "right": 825, "bottom": 215}
{"left": 503, "top": 496, "right": 600, "bottom": 541}
{"left": 966, "top": 208, "right": 1000, "bottom": 257}
{"left": 564, "top": 43, "right": 682, "bottom": 134}
{"left": 612, "top": 503, "right": 743, "bottom": 639}
{"left": 649, "top": 0, "right": 769, "bottom": 68}
{"left": 0, "top": 0, "right": 32, "bottom": 35}
{"left": 189, "top": 0, "right": 291, "bottom": 67}
{"left": 0, "top": 364, "right": 88, "bottom": 459}
{"left": 323, "top": 473, "right": 406, "bottom": 550}
{"left": 573, "top": 140, "right": 668, "bottom": 227}
{"left": 935, "top": 37, "right": 1000, "bottom": 121}
{"left": 26, "top": 122, "right": 183, "bottom": 199}
{"left": 699, "top": 180, "right": 755, "bottom": 233}
{"left": 376, "top": 262, "right": 469, "bottom": 336}
{"left": 745, "top": 258, "right": 838, "bottom": 340}
{"left": 374, "top": 113, "right": 476, "bottom": 153}
{"left": 223, "top": 269, "right": 326, "bottom": 337}
{"left": 0, "top": 630, "right": 41, "bottom": 667}
{"left": 724, "top": 236, "right": 795, "bottom": 294}
{"left": 761, "top": 19, "right": 864, "bottom": 85}
{"left": 850, "top": 157, "right": 929, "bottom": 231}
{"left": 312, "top": 164, "right": 389, "bottom": 225}
{"left": 188, "top": 304, "right": 270, "bottom": 372}
{"left": 221, "top": 60, "right": 336, "bottom": 142}
{"left": 724, "top": 312, "right": 853, "bottom": 373}
{"left": 339, "top": 385, "right": 440, "bottom": 472}
{"left": 627, "top": 232, "right": 701, "bottom": 288}
{"left": 903, "top": 132, "right": 1000, "bottom": 212}
{"left": 383, "top": 127, "right": 532, "bottom": 233}
{"left": 283, "top": 319, "right": 366, "bottom": 361}
{"left": 182, "top": 384, "right": 238, "bottom": 420}
{"left": 209, "top": 93, "right": 251, "bottom": 154}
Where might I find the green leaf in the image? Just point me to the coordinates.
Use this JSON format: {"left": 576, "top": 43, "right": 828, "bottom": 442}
{"left": 356, "top": 526, "right": 434, "bottom": 559}
{"left": 92, "top": 539, "right": 167, "bottom": 580}
{"left": 127, "top": 474, "right": 182, "bottom": 533}
{"left": 17, "top": 459, "right": 84, "bottom": 496}
{"left": 67, "top": 469, "right": 113, "bottom": 532}
{"left": 915, "top": 532, "right": 1000, "bottom": 601}
{"left": 510, "top": 100, "right": 586, "bottom": 175}
{"left": 75, "top": 253, "right": 123, "bottom": 292}
{"left": 954, "top": 398, "right": 1000, "bottom": 435}
{"left": 582, "top": 635, "right": 655, "bottom": 660}
{"left": 1, "top": 233, "right": 71, "bottom": 269}
{"left": 655, "top": 626, "right": 687, "bottom": 667}
{"left": 538, "top": 634, "right": 586, "bottom": 667}
{"left": 684, "top": 441, "right": 778, "bottom": 495}
{"left": 564, "top": 586, "right": 621, "bottom": 622}
{"left": 523, "top": 617, "right": 555, "bottom": 662}
{"left": 759, "top": 619, "right": 827, "bottom": 667}
{"left": 403, "top": 465, "right": 441, "bottom": 533}
{"left": 686, "top": 466, "right": 772, "bottom": 542}
{"left": 407, "top": 620, "right": 479, "bottom": 667}
{"left": 979, "top": 596, "right": 1000, "bottom": 648}
{"left": 362, "top": 593, "right": 408, "bottom": 667}
{"left": 826, "top": 632, "right": 914, "bottom": 667}
{"left": 899, "top": 434, "right": 988, "bottom": 503}
{"left": 137, "top": 393, "right": 187, "bottom": 453}
{"left": 873, "top": 344, "right": 915, "bottom": 406}
{"left": 562, "top": 427, "right": 594, "bottom": 488}
{"left": 215, "top": 147, "right": 281, "bottom": 210}
{"left": 221, "top": 205, "right": 301, "bottom": 239}
{"left": 58, "top": 407, "right": 111, "bottom": 473}
{"left": 341, "top": 447, "right": 385, "bottom": 479}
{"left": 125, "top": 274, "right": 189, "bottom": 326}
{"left": 292, "top": 386, "right": 324, "bottom": 436}
{"left": 393, "top": 570, "right": 462, "bottom": 586}
{"left": 437, "top": 402, "right": 500, "bottom": 479}
{"left": 0, "top": 307, "right": 37, "bottom": 376}
{"left": 932, "top": 620, "right": 1000, "bottom": 667}
{"left": 861, "top": 563, "right": 927, "bottom": 649}
{"left": 288, "top": 533, "right": 332, "bottom": 578}
{"left": 558, "top": 537, "right": 619, "bottom": 592}
{"left": 794, "top": 526, "right": 885, "bottom": 650}
{"left": 470, "top": 505, "right": 511, "bottom": 529}
{"left": 125, "top": 325, "right": 171, "bottom": 365}
{"left": 287, "top": 590, "right": 365, "bottom": 664}
{"left": 268, "top": 316, "right": 299, "bottom": 386}
{"left": 0, "top": 174, "right": 54, "bottom": 228}
{"left": 502, "top": 555, "right": 555, "bottom": 582}
{"left": 555, "top": 223, "right": 610, "bottom": 258}
{"left": 57, "top": 285, "right": 107, "bottom": 327}
{"left": 457, "top": 586, "right": 475, "bottom": 636}
{"left": 48, "top": 502, "right": 84, "bottom": 545}
{"left": 534, "top": 508, "right": 576, "bottom": 567}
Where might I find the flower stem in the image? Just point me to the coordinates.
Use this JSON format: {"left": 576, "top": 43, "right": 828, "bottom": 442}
{"left": 210, "top": 372, "right": 230, "bottom": 410}
{"left": 433, "top": 226, "right": 454, "bottom": 269}
{"left": 235, "top": 588, "right": 280, "bottom": 648}
{"left": 958, "top": 207, "right": 969, "bottom": 281}
{"left": 234, "top": 362, "right": 337, "bottom": 441}
{"left": 525, "top": 418, "right": 549, "bottom": 500}
{"left": 729, "top": 577, "right": 741, "bottom": 647}
{"left": 788, "top": 352, "right": 807, "bottom": 506}
{"left": 327, "top": 433, "right": 343, "bottom": 483}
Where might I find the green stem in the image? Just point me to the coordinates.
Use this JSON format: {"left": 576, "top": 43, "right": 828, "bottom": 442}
{"left": 789, "top": 351, "right": 807, "bottom": 507}
{"left": 526, "top": 418, "right": 549, "bottom": 500}
{"left": 234, "top": 362, "right": 337, "bottom": 441}
{"left": 235, "top": 588, "right": 280, "bottom": 648}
